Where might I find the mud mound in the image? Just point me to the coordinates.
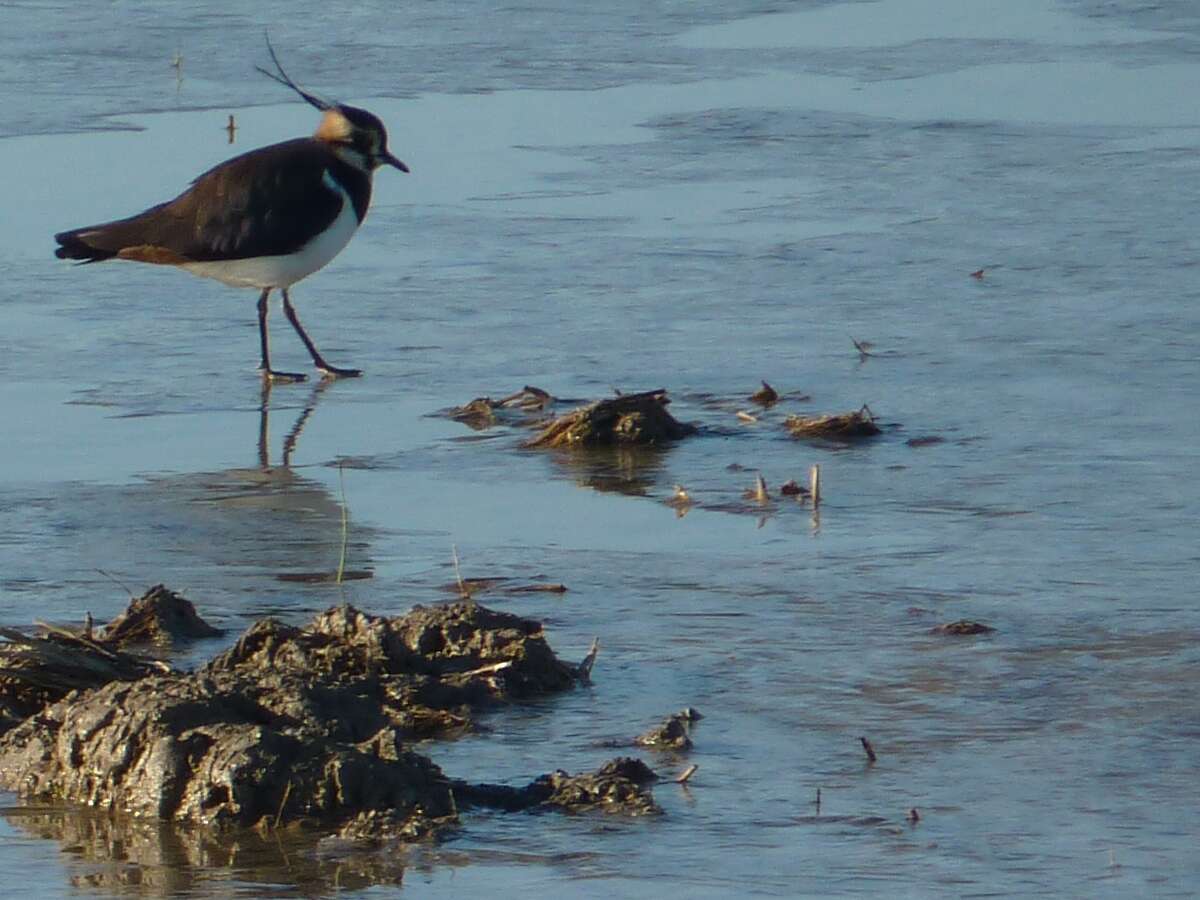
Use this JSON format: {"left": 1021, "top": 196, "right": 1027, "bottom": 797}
{"left": 526, "top": 389, "right": 696, "bottom": 447}
{"left": 0, "top": 600, "right": 607, "bottom": 836}
{"left": 460, "top": 757, "right": 660, "bottom": 816}
{"left": 0, "top": 623, "right": 168, "bottom": 733}
{"left": 101, "top": 584, "right": 223, "bottom": 646}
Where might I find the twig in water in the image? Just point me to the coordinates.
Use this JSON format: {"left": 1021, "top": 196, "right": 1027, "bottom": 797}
{"left": 451, "top": 544, "right": 470, "bottom": 599}
{"left": 336, "top": 463, "right": 349, "bottom": 587}
{"left": 95, "top": 569, "right": 135, "bottom": 600}
{"left": 274, "top": 779, "right": 293, "bottom": 830}
{"left": 743, "top": 474, "right": 769, "bottom": 503}
{"left": 815, "top": 787, "right": 822, "bottom": 812}
{"left": 675, "top": 764, "right": 698, "bottom": 784}
{"left": 860, "top": 736, "right": 877, "bottom": 764}
{"left": 736, "top": 410, "right": 758, "bottom": 423}
{"left": 577, "top": 637, "right": 600, "bottom": 682}
{"left": 907, "top": 808, "right": 920, "bottom": 824}
{"left": 809, "top": 464, "right": 821, "bottom": 508}
{"left": 448, "top": 660, "right": 514, "bottom": 679}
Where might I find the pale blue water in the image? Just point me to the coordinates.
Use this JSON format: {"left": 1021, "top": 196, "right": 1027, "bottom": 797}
{"left": 0, "top": 0, "right": 1198, "bottom": 896}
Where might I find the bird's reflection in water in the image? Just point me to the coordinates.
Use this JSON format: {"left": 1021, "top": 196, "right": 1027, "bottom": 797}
{"left": 129, "top": 379, "right": 374, "bottom": 595}
{"left": 185, "top": 378, "right": 375, "bottom": 586}
{"left": 257, "top": 377, "right": 325, "bottom": 470}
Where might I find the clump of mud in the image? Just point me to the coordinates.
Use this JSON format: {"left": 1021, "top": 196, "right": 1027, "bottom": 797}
{"left": 785, "top": 405, "right": 881, "bottom": 440}
{"left": 447, "top": 386, "right": 556, "bottom": 430}
{"left": 749, "top": 380, "right": 779, "bottom": 406}
{"left": 931, "top": 620, "right": 995, "bottom": 635}
{"left": 0, "top": 597, "right": 658, "bottom": 841}
{"left": 635, "top": 708, "right": 702, "bottom": 751}
{"left": 461, "top": 757, "right": 660, "bottom": 816}
{"left": 0, "top": 622, "right": 169, "bottom": 732}
{"left": 526, "top": 389, "right": 696, "bottom": 448}
{"left": 101, "top": 583, "right": 223, "bottom": 646}
{"left": 0, "top": 585, "right": 223, "bottom": 730}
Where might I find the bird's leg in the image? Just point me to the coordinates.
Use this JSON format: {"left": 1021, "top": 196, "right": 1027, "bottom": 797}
{"left": 281, "top": 288, "right": 362, "bottom": 378}
{"left": 257, "top": 288, "right": 307, "bottom": 383}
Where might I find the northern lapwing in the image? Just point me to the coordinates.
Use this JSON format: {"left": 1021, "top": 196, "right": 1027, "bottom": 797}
{"left": 54, "top": 43, "right": 408, "bottom": 382}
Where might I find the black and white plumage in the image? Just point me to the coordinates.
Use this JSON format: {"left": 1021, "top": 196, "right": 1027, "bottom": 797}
{"left": 54, "top": 49, "right": 408, "bottom": 381}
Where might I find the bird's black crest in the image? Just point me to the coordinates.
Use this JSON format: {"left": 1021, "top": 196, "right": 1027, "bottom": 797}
{"left": 255, "top": 34, "right": 332, "bottom": 112}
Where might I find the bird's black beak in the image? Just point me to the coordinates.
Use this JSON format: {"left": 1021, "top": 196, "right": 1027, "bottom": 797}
{"left": 382, "top": 151, "right": 409, "bottom": 173}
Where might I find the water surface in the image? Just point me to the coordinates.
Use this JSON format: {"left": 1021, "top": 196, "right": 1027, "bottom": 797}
{"left": 1, "top": 0, "right": 1198, "bottom": 896}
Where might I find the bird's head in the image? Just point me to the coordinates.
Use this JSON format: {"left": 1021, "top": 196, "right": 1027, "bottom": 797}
{"left": 315, "top": 105, "right": 409, "bottom": 173}
{"left": 256, "top": 37, "right": 408, "bottom": 175}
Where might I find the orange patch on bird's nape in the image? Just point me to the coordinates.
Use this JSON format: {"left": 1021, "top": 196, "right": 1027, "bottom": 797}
{"left": 314, "top": 109, "right": 353, "bottom": 143}
{"left": 117, "top": 245, "right": 191, "bottom": 265}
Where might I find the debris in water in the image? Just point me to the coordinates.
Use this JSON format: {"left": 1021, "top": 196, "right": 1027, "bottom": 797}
{"left": 460, "top": 757, "right": 660, "bottom": 816}
{"left": 932, "top": 620, "right": 995, "bottom": 635}
{"left": 750, "top": 381, "right": 779, "bottom": 405}
{"left": 860, "top": 736, "right": 878, "bottom": 764}
{"left": 526, "top": 389, "right": 695, "bottom": 448}
{"left": 577, "top": 637, "right": 600, "bottom": 683}
{"left": 736, "top": 410, "right": 758, "bottom": 423}
{"left": 785, "top": 405, "right": 881, "bottom": 440}
{"left": 851, "top": 337, "right": 874, "bottom": 358}
{"left": 743, "top": 474, "right": 770, "bottom": 503}
{"left": 447, "top": 386, "right": 557, "bottom": 429}
{"left": 497, "top": 385, "right": 555, "bottom": 410}
{"left": 779, "top": 479, "right": 808, "bottom": 498}
{"left": 667, "top": 484, "right": 693, "bottom": 518}
{"left": 675, "top": 764, "right": 698, "bottom": 784}
{"left": 438, "top": 577, "right": 568, "bottom": 596}
{"left": 636, "top": 710, "right": 698, "bottom": 751}
{"left": 504, "top": 583, "right": 568, "bottom": 594}
{"left": 906, "top": 435, "right": 945, "bottom": 448}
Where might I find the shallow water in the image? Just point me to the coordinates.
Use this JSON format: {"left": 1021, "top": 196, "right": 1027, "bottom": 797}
{"left": 2, "top": 0, "right": 1199, "bottom": 896}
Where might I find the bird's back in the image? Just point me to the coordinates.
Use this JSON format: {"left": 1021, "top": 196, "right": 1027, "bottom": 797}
{"left": 54, "top": 138, "right": 371, "bottom": 266}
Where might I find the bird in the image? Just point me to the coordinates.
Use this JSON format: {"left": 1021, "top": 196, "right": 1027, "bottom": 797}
{"left": 54, "top": 42, "right": 408, "bottom": 382}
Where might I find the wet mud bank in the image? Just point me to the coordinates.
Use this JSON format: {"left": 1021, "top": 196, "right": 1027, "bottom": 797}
{"left": 0, "top": 592, "right": 662, "bottom": 849}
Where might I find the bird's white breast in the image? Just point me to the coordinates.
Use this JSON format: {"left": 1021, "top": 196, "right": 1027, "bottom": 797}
{"left": 181, "top": 170, "right": 361, "bottom": 290}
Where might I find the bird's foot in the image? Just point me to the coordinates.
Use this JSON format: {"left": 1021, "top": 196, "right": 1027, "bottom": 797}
{"left": 317, "top": 364, "right": 363, "bottom": 380}
{"left": 261, "top": 368, "right": 308, "bottom": 384}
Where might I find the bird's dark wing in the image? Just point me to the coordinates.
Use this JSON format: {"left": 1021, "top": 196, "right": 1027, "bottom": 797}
{"left": 55, "top": 139, "right": 345, "bottom": 263}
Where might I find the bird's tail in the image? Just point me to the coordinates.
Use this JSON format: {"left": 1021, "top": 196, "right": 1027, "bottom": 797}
{"left": 55, "top": 208, "right": 171, "bottom": 263}
{"left": 54, "top": 224, "right": 124, "bottom": 263}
